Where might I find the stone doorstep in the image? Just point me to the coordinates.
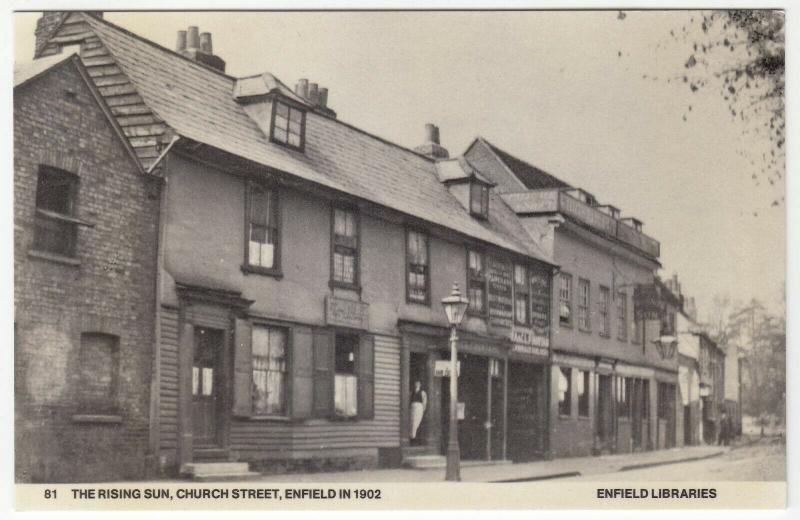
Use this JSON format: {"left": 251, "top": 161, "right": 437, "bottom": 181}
{"left": 181, "top": 462, "right": 253, "bottom": 479}
{"left": 403, "top": 455, "right": 512, "bottom": 470}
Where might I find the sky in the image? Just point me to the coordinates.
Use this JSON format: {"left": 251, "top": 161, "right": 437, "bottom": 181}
{"left": 12, "top": 10, "right": 786, "bottom": 320}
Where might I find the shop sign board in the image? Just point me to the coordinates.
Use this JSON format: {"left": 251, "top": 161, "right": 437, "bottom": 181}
{"left": 512, "top": 326, "right": 549, "bottom": 349}
{"left": 529, "top": 270, "right": 551, "bottom": 346}
{"left": 434, "top": 360, "right": 461, "bottom": 377}
{"left": 325, "top": 295, "right": 369, "bottom": 330}
{"left": 487, "top": 255, "right": 514, "bottom": 329}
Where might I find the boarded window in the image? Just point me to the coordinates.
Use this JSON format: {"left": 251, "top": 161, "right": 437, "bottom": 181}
{"left": 252, "top": 326, "right": 287, "bottom": 416}
{"left": 78, "top": 333, "right": 119, "bottom": 413}
{"left": 407, "top": 230, "right": 429, "bottom": 303}
{"left": 271, "top": 100, "right": 305, "bottom": 149}
{"left": 33, "top": 166, "right": 78, "bottom": 257}
{"left": 246, "top": 184, "right": 279, "bottom": 271}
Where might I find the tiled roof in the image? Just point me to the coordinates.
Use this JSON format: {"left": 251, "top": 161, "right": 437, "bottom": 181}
{"left": 14, "top": 51, "right": 75, "bottom": 88}
{"left": 480, "top": 138, "right": 572, "bottom": 190}
{"left": 81, "top": 14, "right": 552, "bottom": 264}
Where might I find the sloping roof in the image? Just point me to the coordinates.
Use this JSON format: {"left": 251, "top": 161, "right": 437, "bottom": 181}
{"left": 13, "top": 51, "right": 76, "bottom": 88}
{"left": 475, "top": 137, "right": 572, "bottom": 190}
{"left": 435, "top": 157, "right": 495, "bottom": 185}
{"left": 79, "top": 14, "right": 551, "bottom": 264}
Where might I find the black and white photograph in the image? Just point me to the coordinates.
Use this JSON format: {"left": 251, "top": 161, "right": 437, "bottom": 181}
{"left": 6, "top": 3, "right": 791, "bottom": 512}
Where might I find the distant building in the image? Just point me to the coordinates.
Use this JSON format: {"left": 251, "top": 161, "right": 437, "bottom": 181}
{"left": 465, "top": 138, "right": 679, "bottom": 458}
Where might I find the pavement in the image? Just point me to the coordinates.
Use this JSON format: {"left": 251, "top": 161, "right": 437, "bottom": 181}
{"left": 252, "top": 443, "right": 730, "bottom": 483}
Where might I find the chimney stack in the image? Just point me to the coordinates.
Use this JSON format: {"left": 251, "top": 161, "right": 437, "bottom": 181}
{"left": 414, "top": 123, "right": 449, "bottom": 160}
{"left": 308, "top": 83, "right": 319, "bottom": 104}
{"left": 176, "top": 25, "right": 225, "bottom": 73}
{"left": 293, "top": 78, "right": 336, "bottom": 118}
{"left": 318, "top": 87, "right": 328, "bottom": 108}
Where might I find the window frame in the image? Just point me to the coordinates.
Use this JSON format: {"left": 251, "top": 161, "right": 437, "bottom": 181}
{"left": 469, "top": 182, "right": 490, "bottom": 219}
{"left": 513, "top": 264, "right": 530, "bottom": 326}
{"left": 405, "top": 228, "right": 431, "bottom": 306}
{"left": 577, "top": 278, "right": 591, "bottom": 331}
{"left": 466, "top": 248, "right": 488, "bottom": 316}
{"left": 269, "top": 98, "right": 306, "bottom": 151}
{"left": 32, "top": 166, "right": 80, "bottom": 258}
{"left": 333, "top": 333, "right": 360, "bottom": 420}
{"left": 558, "top": 272, "right": 573, "bottom": 327}
{"left": 242, "top": 181, "right": 282, "bottom": 277}
{"left": 558, "top": 366, "right": 572, "bottom": 417}
{"left": 617, "top": 290, "right": 628, "bottom": 341}
{"left": 250, "top": 324, "right": 290, "bottom": 418}
{"left": 598, "top": 285, "right": 610, "bottom": 337}
{"left": 330, "top": 205, "right": 361, "bottom": 291}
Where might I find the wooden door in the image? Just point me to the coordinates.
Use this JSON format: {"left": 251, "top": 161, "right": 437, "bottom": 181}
{"left": 192, "top": 327, "right": 224, "bottom": 447}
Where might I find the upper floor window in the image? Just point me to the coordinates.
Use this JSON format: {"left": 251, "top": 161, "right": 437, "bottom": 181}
{"left": 245, "top": 183, "right": 280, "bottom": 273}
{"left": 332, "top": 207, "right": 359, "bottom": 288}
{"left": 514, "top": 264, "right": 530, "bottom": 326}
{"left": 251, "top": 325, "right": 287, "bottom": 416}
{"left": 33, "top": 166, "right": 79, "bottom": 257}
{"left": 577, "top": 278, "right": 591, "bottom": 331}
{"left": 599, "top": 285, "right": 610, "bottom": 337}
{"left": 407, "top": 230, "right": 429, "bottom": 304}
{"left": 617, "top": 290, "right": 628, "bottom": 341}
{"left": 467, "top": 250, "right": 487, "bottom": 314}
{"left": 469, "top": 182, "right": 489, "bottom": 219}
{"left": 558, "top": 272, "right": 572, "bottom": 326}
{"left": 271, "top": 100, "right": 305, "bottom": 150}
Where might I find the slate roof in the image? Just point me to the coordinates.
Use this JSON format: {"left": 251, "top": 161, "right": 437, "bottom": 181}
{"left": 477, "top": 137, "right": 572, "bottom": 190}
{"left": 78, "top": 14, "right": 552, "bottom": 264}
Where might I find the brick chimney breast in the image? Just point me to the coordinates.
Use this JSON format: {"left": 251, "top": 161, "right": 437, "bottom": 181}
{"left": 414, "top": 123, "right": 449, "bottom": 160}
{"left": 175, "top": 25, "right": 226, "bottom": 73}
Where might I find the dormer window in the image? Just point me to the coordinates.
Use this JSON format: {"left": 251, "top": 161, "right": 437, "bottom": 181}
{"left": 271, "top": 100, "right": 305, "bottom": 150}
{"left": 469, "top": 182, "right": 489, "bottom": 219}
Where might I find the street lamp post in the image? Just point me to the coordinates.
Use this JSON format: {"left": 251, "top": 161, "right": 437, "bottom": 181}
{"left": 441, "top": 283, "right": 469, "bottom": 482}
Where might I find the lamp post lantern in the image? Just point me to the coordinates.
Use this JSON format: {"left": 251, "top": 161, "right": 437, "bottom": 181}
{"left": 441, "top": 282, "right": 469, "bottom": 481}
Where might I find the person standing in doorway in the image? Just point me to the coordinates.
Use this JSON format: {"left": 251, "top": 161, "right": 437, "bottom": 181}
{"left": 410, "top": 380, "right": 428, "bottom": 445}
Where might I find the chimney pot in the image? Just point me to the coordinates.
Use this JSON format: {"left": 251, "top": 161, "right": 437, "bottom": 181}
{"left": 186, "top": 26, "right": 200, "bottom": 49}
{"left": 199, "top": 32, "right": 212, "bottom": 53}
{"left": 176, "top": 30, "right": 187, "bottom": 52}
{"left": 308, "top": 83, "right": 319, "bottom": 104}
{"left": 297, "top": 78, "right": 309, "bottom": 99}
{"left": 318, "top": 87, "right": 328, "bottom": 108}
{"left": 425, "top": 123, "right": 440, "bottom": 144}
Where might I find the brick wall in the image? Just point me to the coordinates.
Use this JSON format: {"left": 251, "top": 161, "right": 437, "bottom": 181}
{"left": 14, "top": 58, "right": 160, "bottom": 482}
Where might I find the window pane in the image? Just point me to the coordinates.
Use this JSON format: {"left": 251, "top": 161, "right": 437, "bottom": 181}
{"left": 273, "top": 127, "right": 288, "bottom": 143}
{"left": 252, "top": 327, "right": 287, "bottom": 415}
{"left": 192, "top": 366, "right": 199, "bottom": 396}
{"left": 289, "top": 106, "right": 303, "bottom": 123}
{"left": 515, "top": 295, "right": 528, "bottom": 324}
{"left": 558, "top": 368, "right": 571, "bottom": 415}
{"left": 276, "top": 101, "right": 289, "bottom": 118}
{"left": 514, "top": 265, "right": 527, "bottom": 286}
{"left": 288, "top": 132, "right": 302, "bottom": 148}
{"left": 289, "top": 120, "right": 302, "bottom": 136}
{"left": 335, "top": 374, "right": 358, "bottom": 417}
{"left": 274, "top": 114, "right": 289, "bottom": 130}
{"left": 202, "top": 367, "right": 213, "bottom": 396}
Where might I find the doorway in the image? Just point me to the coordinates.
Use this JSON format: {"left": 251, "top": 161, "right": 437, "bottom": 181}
{"left": 596, "top": 374, "right": 614, "bottom": 452}
{"left": 507, "top": 362, "right": 545, "bottom": 461}
{"left": 440, "top": 353, "right": 492, "bottom": 460}
{"left": 192, "top": 327, "right": 225, "bottom": 448}
{"left": 409, "top": 352, "right": 429, "bottom": 446}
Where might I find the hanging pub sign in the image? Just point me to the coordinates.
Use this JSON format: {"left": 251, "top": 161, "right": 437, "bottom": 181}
{"left": 634, "top": 283, "right": 662, "bottom": 321}
{"left": 529, "top": 269, "right": 551, "bottom": 346}
{"left": 486, "top": 255, "right": 514, "bottom": 328}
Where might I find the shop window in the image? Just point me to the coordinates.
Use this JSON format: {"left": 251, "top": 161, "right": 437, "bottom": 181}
{"left": 33, "top": 166, "right": 79, "bottom": 257}
{"left": 599, "top": 285, "right": 610, "bottom": 336}
{"left": 245, "top": 183, "right": 280, "bottom": 274}
{"left": 271, "top": 100, "right": 305, "bottom": 150}
{"left": 578, "top": 370, "right": 590, "bottom": 417}
{"left": 78, "top": 333, "right": 119, "bottom": 414}
{"left": 251, "top": 325, "right": 287, "bottom": 416}
{"left": 616, "top": 376, "right": 630, "bottom": 418}
{"left": 331, "top": 207, "right": 359, "bottom": 288}
{"left": 559, "top": 272, "right": 572, "bottom": 326}
{"left": 514, "top": 264, "right": 530, "bottom": 325}
{"left": 616, "top": 290, "right": 628, "bottom": 341}
{"left": 558, "top": 367, "right": 572, "bottom": 416}
{"left": 489, "top": 358, "right": 503, "bottom": 378}
{"left": 334, "top": 334, "right": 358, "bottom": 418}
{"left": 406, "top": 230, "right": 429, "bottom": 304}
{"left": 469, "top": 182, "right": 489, "bottom": 219}
{"left": 578, "top": 278, "right": 590, "bottom": 331}
{"left": 467, "top": 250, "right": 486, "bottom": 314}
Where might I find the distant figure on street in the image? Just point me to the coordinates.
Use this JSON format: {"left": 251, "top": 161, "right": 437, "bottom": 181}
{"left": 718, "top": 410, "right": 730, "bottom": 446}
{"left": 410, "top": 380, "right": 428, "bottom": 445}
